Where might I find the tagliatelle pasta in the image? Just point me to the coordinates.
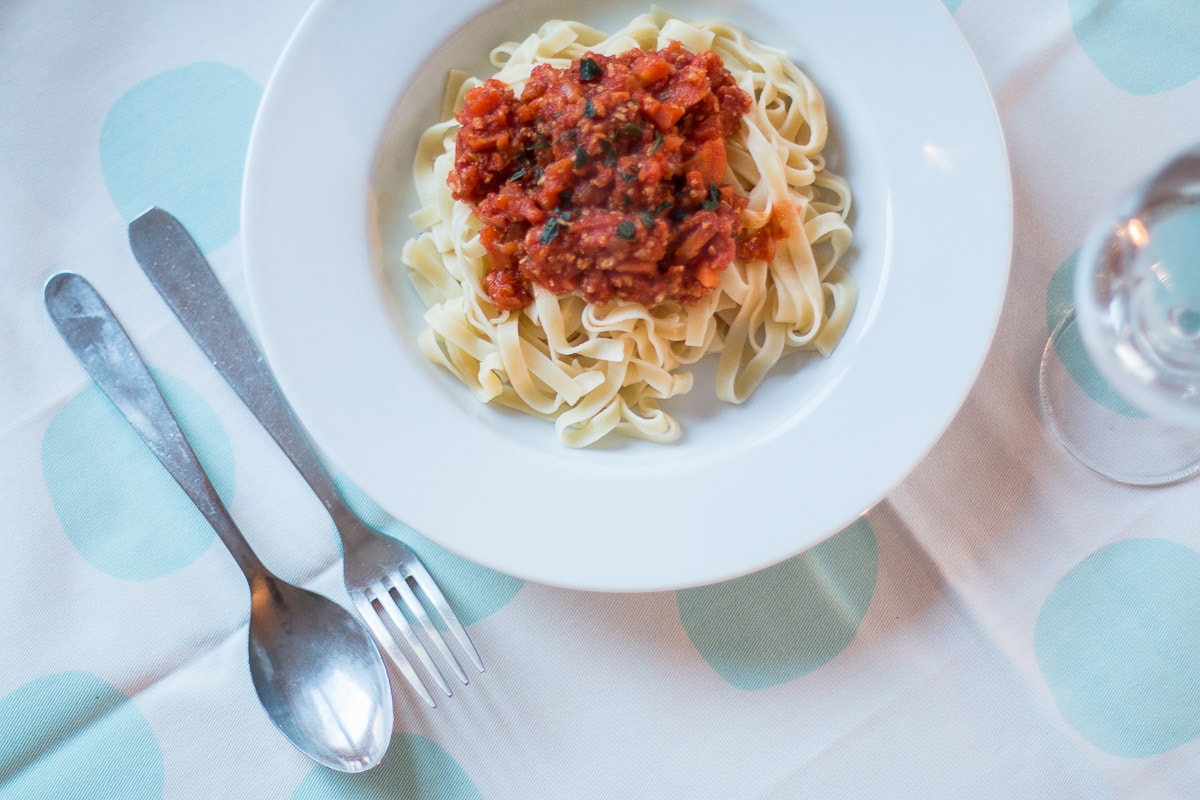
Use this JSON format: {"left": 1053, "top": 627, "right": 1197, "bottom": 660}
{"left": 400, "top": 9, "right": 855, "bottom": 447}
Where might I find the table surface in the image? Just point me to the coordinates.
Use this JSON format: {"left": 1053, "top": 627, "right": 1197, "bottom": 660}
{"left": 4, "top": 0, "right": 1200, "bottom": 797}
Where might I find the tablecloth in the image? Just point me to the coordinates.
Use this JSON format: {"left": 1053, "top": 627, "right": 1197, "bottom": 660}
{"left": 4, "top": 0, "right": 1200, "bottom": 797}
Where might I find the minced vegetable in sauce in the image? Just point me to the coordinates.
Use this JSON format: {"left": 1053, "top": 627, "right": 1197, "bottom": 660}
{"left": 449, "top": 42, "right": 773, "bottom": 311}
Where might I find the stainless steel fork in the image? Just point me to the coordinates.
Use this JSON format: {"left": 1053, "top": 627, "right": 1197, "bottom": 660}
{"left": 128, "top": 207, "right": 483, "bottom": 707}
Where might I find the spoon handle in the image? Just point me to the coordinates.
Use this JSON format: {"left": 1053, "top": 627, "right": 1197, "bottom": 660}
{"left": 44, "top": 272, "right": 265, "bottom": 579}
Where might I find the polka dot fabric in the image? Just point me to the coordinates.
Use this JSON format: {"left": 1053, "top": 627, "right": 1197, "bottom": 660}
{"left": 2, "top": 0, "right": 1200, "bottom": 796}
{"left": 42, "top": 371, "right": 234, "bottom": 580}
{"left": 99, "top": 63, "right": 262, "bottom": 254}
{"left": 1036, "top": 539, "right": 1200, "bottom": 757}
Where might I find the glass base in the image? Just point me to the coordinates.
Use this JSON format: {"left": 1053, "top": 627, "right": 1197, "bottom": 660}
{"left": 1039, "top": 312, "right": 1200, "bottom": 486}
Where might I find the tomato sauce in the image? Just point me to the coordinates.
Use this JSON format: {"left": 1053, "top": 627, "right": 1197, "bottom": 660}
{"left": 448, "top": 42, "right": 759, "bottom": 310}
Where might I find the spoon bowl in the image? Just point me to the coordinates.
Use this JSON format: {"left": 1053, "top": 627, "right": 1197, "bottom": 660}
{"left": 249, "top": 574, "right": 393, "bottom": 772}
{"left": 44, "top": 271, "right": 393, "bottom": 772}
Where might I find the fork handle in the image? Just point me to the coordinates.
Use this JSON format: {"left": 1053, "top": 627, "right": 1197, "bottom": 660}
{"left": 128, "top": 208, "right": 357, "bottom": 534}
{"left": 45, "top": 272, "right": 266, "bottom": 579}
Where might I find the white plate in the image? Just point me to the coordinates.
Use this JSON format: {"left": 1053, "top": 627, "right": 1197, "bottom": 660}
{"left": 242, "top": 0, "right": 1011, "bottom": 591}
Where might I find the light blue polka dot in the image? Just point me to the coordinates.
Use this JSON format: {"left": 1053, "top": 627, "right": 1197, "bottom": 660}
{"left": 292, "top": 733, "right": 481, "bottom": 800}
{"left": 942, "top": 0, "right": 963, "bottom": 12}
{"left": 99, "top": 62, "right": 261, "bottom": 253}
{"left": 677, "top": 517, "right": 877, "bottom": 691}
{"left": 0, "top": 672, "right": 163, "bottom": 799}
{"left": 1070, "top": 0, "right": 1200, "bottom": 95}
{"left": 1035, "top": 538, "right": 1200, "bottom": 757}
{"left": 336, "top": 479, "right": 523, "bottom": 626}
{"left": 42, "top": 370, "right": 235, "bottom": 580}
{"left": 1046, "top": 250, "right": 1146, "bottom": 419}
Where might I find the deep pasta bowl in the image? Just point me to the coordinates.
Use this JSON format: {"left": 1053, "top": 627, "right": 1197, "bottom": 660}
{"left": 242, "top": 0, "right": 1011, "bottom": 591}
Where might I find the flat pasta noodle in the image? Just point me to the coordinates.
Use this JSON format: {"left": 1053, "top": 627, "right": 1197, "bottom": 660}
{"left": 400, "top": 9, "right": 856, "bottom": 446}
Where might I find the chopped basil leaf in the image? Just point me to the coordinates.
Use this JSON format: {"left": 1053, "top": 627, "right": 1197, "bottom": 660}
{"left": 584, "top": 98, "right": 595, "bottom": 118}
{"left": 655, "top": 201, "right": 673, "bottom": 215}
{"left": 574, "top": 147, "right": 589, "bottom": 168}
{"left": 509, "top": 166, "right": 527, "bottom": 181}
{"left": 604, "top": 147, "right": 617, "bottom": 168}
{"left": 616, "top": 220, "right": 637, "bottom": 240}
{"left": 620, "top": 171, "right": 636, "bottom": 184}
{"left": 702, "top": 183, "right": 721, "bottom": 211}
{"left": 622, "top": 124, "right": 643, "bottom": 137}
{"left": 639, "top": 211, "right": 655, "bottom": 230}
{"left": 650, "top": 130, "right": 664, "bottom": 155}
{"left": 580, "top": 57, "right": 602, "bottom": 81}
{"left": 540, "top": 217, "right": 560, "bottom": 245}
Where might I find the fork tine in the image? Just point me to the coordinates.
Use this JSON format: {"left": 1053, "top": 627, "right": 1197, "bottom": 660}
{"left": 375, "top": 578, "right": 453, "bottom": 698}
{"left": 352, "top": 593, "right": 436, "bottom": 708}
{"left": 405, "top": 559, "right": 486, "bottom": 673}
{"left": 390, "top": 571, "right": 469, "bottom": 686}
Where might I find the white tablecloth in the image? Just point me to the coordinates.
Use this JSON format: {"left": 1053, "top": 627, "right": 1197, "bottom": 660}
{"left": 4, "top": 0, "right": 1200, "bottom": 796}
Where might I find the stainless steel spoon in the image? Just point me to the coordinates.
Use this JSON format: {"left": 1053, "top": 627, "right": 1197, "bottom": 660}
{"left": 44, "top": 271, "right": 393, "bottom": 773}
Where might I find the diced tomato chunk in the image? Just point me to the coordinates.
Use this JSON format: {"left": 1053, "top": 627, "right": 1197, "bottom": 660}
{"left": 462, "top": 80, "right": 507, "bottom": 117}
{"left": 684, "top": 138, "right": 727, "bottom": 184}
{"left": 642, "top": 96, "right": 685, "bottom": 130}
{"left": 632, "top": 53, "right": 672, "bottom": 85}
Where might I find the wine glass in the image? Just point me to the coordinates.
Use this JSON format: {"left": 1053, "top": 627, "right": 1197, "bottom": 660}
{"left": 1039, "top": 144, "right": 1200, "bottom": 485}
